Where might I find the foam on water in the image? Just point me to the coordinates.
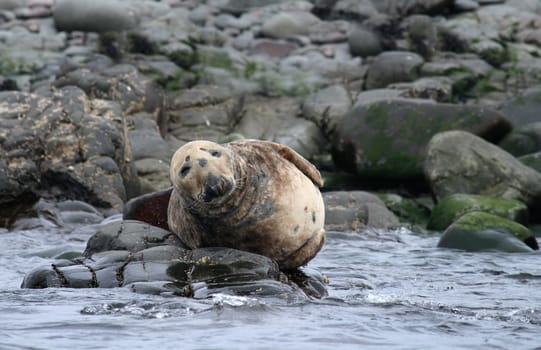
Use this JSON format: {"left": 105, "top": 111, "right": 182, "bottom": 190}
{"left": 1, "top": 226, "right": 541, "bottom": 349}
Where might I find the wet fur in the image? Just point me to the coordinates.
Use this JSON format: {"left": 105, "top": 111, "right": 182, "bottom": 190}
{"left": 167, "top": 140, "right": 326, "bottom": 269}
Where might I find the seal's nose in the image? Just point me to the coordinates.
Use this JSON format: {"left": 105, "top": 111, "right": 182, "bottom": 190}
{"left": 203, "top": 173, "right": 231, "bottom": 201}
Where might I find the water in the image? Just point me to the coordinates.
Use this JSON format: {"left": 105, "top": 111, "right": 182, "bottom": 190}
{"left": 1, "top": 226, "right": 541, "bottom": 350}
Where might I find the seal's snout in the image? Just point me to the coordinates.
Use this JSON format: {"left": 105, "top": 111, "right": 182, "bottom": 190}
{"left": 203, "top": 173, "right": 233, "bottom": 201}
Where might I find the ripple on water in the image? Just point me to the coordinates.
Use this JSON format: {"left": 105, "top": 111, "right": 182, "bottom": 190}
{"left": 1, "top": 226, "right": 541, "bottom": 349}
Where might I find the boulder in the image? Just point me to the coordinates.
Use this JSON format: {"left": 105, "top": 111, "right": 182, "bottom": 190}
{"left": 437, "top": 211, "right": 538, "bottom": 252}
{"left": 53, "top": 64, "right": 166, "bottom": 133}
{"left": 498, "top": 122, "right": 541, "bottom": 157}
{"left": 0, "top": 87, "right": 139, "bottom": 212}
{"left": 167, "top": 84, "right": 243, "bottom": 144}
{"left": 388, "top": 77, "right": 453, "bottom": 102}
{"left": 301, "top": 84, "right": 353, "bottom": 139}
{"left": 364, "top": 51, "right": 424, "bottom": 90}
{"left": 259, "top": 11, "right": 321, "bottom": 39}
{"left": 53, "top": 0, "right": 139, "bottom": 33}
{"left": 499, "top": 87, "right": 541, "bottom": 127}
{"left": 323, "top": 191, "right": 399, "bottom": 232}
{"left": 233, "top": 95, "right": 325, "bottom": 160}
{"left": 326, "top": 0, "right": 453, "bottom": 20}
{"left": 427, "top": 194, "right": 529, "bottom": 231}
{"left": 332, "top": 99, "right": 512, "bottom": 184}
{"left": 348, "top": 26, "right": 383, "bottom": 58}
{"left": 519, "top": 152, "right": 541, "bottom": 174}
{"left": 22, "top": 219, "right": 328, "bottom": 298}
{"left": 402, "top": 15, "right": 438, "bottom": 60}
{"left": 377, "top": 193, "right": 432, "bottom": 226}
{"left": 424, "top": 130, "right": 541, "bottom": 213}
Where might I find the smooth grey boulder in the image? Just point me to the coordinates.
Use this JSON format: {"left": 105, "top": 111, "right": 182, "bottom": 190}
{"left": 259, "top": 11, "right": 321, "bottom": 39}
{"left": 424, "top": 130, "right": 541, "bottom": 212}
{"left": 348, "top": 26, "right": 383, "bottom": 58}
{"left": 323, "top": 191, "right": 399, "bottom": 232}
{"left": 364, "top": 51, "right": 424, "bottom": 90}
{"left": 53, "top": 0, "right": 139, "bottom": 33}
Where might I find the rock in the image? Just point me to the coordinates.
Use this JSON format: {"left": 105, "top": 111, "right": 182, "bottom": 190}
{"left": 437, "top": 211, "right": 538, "bottom": 252}
{"left": 259, "top": 11, "right": 320, "bottom": 39}
{"left": 332, "top": 99, "right": 512, "bottom": 184}
{"left": 498, "top": 86, "right": 541, "bottom": 127}
{"left": 323, "top": 191, "right": 399, "bottom": 232}
{"left": 377, "top": 193, "right": 432, "bottom": 226}
{"left": 0, "top": 0, "right": 30, "bottom": 10}
{"left": 22, "top": 219, "right": 328, "bottom": 298}
{"left": 348, "top": 26, "right": 383, "bottom": 58}
{"left": 259, "top": 11, "right": 320, "bottom": 38}
{"left": 52, "top": 0, "right": 139, "bottom": 33}
{"left": 234, "top": 95, "right": 325, "bottom": 160}
{"left": 388, "top": 77, "right": 453, "bottom": 102}
{"left": 134, "top": 158, "right": 171, "bottom": 194}
{"left": 364, "top": 51, "right": 424, "bottom": 90}
{"left": 427, "top": 194, "right": 529, "bottom": 231}
{"left": 519, "top": 152, "right": 541, "bottom": 174}
{"left": 126, "top": 7, "right": 197, "bottom": 59}
{"left": 373, "top": 0, "right": 454, "bottom": 16}
{"left": 424, "top": 130, "right": 541, "bottom": 212}
{"left": 219, "top": 0, "right": 300, "bottom": 15}
{"left": 438, "top": 5, "right": 535, "bottom": 66}
{"left": 83, "top": 220, "right": 183, "bottom": 256}
{"left": 250, "top": 39, "right": 299, "bottom": 59}
{"left": 301, "top": 84, "right": 353, "bottom": 138}
{"left": 453, "top": 0, "right": 480, "bottom": 12}
{"left": 328, "top": 0, "right": 379, "bottom": 20}
{"left": 402, "top": 15, "right": 438, "bottom": 60}
{"left": 53, "top": 64, "right": 166, "bottom": 131}
{"left": 498, "top": 122, "right": 541, "bottom": 157}
{"left": 167, "top": 84, "right": 243, "bottom": 144}
{"left": 128, "top": 113, "right": 171, "bottom": 162}
{"left": 0, "top": 87, "right": 138, "bottom": 211}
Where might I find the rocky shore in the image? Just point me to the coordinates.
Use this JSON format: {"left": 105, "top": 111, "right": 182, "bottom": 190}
{"left": 3, "top": 0, "right": 541, "bottom": 296}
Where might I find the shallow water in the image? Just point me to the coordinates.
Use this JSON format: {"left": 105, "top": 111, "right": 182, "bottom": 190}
{"left": 1, "top": 226, "right": 541, "bottom": 350}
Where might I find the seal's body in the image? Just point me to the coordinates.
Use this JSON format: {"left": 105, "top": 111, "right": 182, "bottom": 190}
{"left": 167, "top": 140, "right": 325, "bottom": 269}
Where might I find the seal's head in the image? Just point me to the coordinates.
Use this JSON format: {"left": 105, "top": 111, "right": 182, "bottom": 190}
{"left": 170, "top": 140, "right": 235, "bottom": 206}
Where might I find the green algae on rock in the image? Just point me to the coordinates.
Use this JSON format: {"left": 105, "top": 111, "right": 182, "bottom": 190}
{"left": 377, "top": 193, "right": 432, "bottom": 226}
{"left": 428, "top": 194, "right": 529, "bottom": 231}
{"left": 437, "top": 211, "right": 539, "bottom": 252}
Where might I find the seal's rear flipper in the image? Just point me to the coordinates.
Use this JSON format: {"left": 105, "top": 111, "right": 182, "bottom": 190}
{"left": 269, "top": 142, "right": 324, "bottom": 188}
{"left": 123, "top": 187, "right": 173, "bottom": 231}
{"left": 232, "top": 140, "right": 324, "bottom": 188}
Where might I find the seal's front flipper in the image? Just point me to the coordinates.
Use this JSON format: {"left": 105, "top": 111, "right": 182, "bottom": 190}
{"left": 123, "top": 187, "right": 173, "bottom": 231}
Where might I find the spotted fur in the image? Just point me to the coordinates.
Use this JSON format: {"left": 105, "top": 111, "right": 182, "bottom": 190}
{"left": 167, "top": 139, "right": 326, "bottom": 269}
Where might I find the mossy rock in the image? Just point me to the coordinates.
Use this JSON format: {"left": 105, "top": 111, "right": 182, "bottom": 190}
{"left": 437, "top": 211, "right": 538, "bottom": 252}
{"left": 332, "top": 99, "right": 511, "bottom": 182}
{"left": 519, "top": 152, "right": 541, "bottom": 174}
{"left": 427, "top": 194, "right": 529, "bottom": 231}
{"left": 377, "top": 193, "right": 431, "bottom": 226}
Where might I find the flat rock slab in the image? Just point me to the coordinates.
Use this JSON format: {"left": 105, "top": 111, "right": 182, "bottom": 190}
{"left": 22, "top": 219, "right": 328, "bottom": 299}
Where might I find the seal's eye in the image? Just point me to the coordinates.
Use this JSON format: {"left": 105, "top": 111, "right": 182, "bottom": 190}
{"left": 180, "top": 164, "right": 191, "bottom": 178}
{"left": 210, "top": 150, "right": 221, "bottom": 157}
